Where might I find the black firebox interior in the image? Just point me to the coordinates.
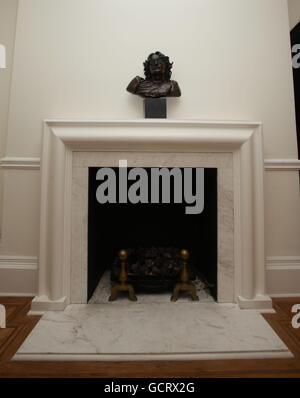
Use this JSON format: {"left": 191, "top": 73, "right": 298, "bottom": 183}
{"left": 88, "top": 168, "right": 217, "bottom": 301}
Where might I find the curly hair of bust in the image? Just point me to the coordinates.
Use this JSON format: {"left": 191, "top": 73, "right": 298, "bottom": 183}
{"left": 143, "top": 51, "right": 173, "bottom": 81}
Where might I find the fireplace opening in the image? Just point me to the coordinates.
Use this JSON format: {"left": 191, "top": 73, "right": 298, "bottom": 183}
{"left": 88, "top": 167, "right": 217, "bottom": 302}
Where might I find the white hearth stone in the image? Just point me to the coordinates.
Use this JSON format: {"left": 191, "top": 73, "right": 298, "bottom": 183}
{"left": 88, "top": 271, "right": 214, "bottom": 304}
{"left": 14, "top": 302, "right": 292, "bottom": 361}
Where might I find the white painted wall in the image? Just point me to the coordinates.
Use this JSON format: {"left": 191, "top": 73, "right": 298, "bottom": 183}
{"left": 0, "top": 0, "right": 299, "bottom": 295}
{"left": 288, "top": 0, "right": 300, "bottom": 29}
{"left": 5, "top": 0, "right": 299, "bottom": 159}
{"left": 0, "top": 0, "right": 18, "bottom": 232}
{"left": 0, "top": 0, "right": 18, "bottom": 157}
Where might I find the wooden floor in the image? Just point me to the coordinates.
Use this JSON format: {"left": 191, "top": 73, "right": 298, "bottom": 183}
{"left": 0, "top": 296, "right": 300, "bottom": 378}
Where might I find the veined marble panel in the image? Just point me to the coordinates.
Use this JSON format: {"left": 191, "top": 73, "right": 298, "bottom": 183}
{"left": 71, "top": 151, "right": 234, "bottom": 304}
{"left": 71, "top": 167, "right": 89, "bottom": 303}
{"left": 73, "top": 152, "right": 233, "bottom": 169}
{"left": 14, "top": 302, "right": 291, "bottom": 361}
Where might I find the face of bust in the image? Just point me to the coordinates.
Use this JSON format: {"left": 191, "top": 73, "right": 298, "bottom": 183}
{"left": 149, "top": 54, "right": 166, "bottom": 81}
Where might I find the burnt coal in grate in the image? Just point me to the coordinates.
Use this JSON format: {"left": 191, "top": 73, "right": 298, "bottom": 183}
{"left": 111, "top": 246, "right": 196, "bottom": 292}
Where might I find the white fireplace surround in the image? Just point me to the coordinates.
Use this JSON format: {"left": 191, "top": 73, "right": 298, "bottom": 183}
{"left": 32, "top": 119, "right": 272, "bottom": 311}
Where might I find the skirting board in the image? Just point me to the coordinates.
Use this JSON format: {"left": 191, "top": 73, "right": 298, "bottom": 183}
{"left": 0, "top": 256, "right": 37, "bottom": 296}
{"left": 266, "top": 257, "right": 300, "bottom": 297}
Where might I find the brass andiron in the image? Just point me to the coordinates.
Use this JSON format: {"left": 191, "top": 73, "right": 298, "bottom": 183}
{"left": 109, "top": 250, "right": 137, "bottom": 302}
{"left": 171, "top": 249, "right": 199, "bottom": 302}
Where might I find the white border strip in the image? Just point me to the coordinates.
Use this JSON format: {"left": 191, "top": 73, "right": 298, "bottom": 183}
{"left": 13, "top": 350, "right": 293, "bottom": 362}
{"left": 264, "top": 159, "right": 300, "bottom": 171}
{"left": 0, "top": 292, "right": 36, "bottom": 297}
{"left": 1, "top": 157, "right": 299, "bottom": 171}
{"left": 266, "top": 256, "right": 300, "bottom": 270}
{"left": 0, "top": 255, "right": 38, "bottom": 270}
{"left": 269, "top": 293, "right": 300, "bottom": 298}
{"left": 0, "top": 157, "right": 40, "bottom": 169}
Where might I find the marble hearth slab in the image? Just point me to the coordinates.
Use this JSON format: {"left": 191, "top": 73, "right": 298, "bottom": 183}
{"left": 14, "top": 303, "right": 292, "bottom": 361}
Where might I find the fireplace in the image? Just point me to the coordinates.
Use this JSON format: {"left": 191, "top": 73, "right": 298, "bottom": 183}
{"left": 88, "top": 167, "right": 217, "bottom": 301}
{"left": 32, "top": 119, "right": 272, "bottom": 311}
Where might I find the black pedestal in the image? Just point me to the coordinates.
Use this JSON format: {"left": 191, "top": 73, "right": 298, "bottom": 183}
{"left": 144, "top": 98, "right": 166, "bottom": 118}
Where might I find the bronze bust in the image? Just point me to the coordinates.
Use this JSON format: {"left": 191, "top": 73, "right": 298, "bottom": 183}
{"left": 126, "top": 51, "right": 181, "bottom": 98}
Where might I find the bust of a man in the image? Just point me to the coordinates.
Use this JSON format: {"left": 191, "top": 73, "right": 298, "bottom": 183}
{"left": 126, "top": 51, "right": 181, "bottom": 98}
